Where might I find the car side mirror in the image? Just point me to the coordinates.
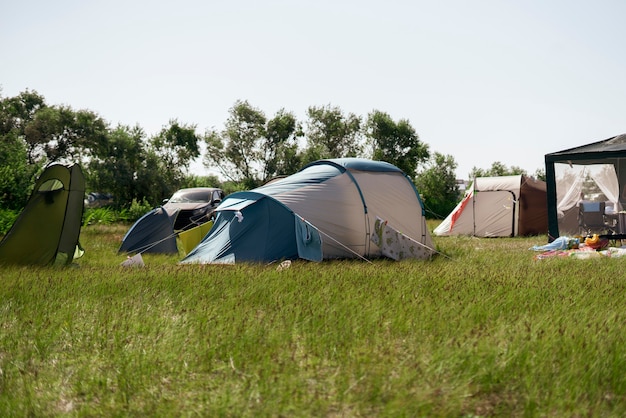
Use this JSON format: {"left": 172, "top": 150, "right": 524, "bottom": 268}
{"left": 212, "top": 198, "right": 221, "bottom": 205}
{"left": 163, "top": 198, "right": 169, "bottom": 203}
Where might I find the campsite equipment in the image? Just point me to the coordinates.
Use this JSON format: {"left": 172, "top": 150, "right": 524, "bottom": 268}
{"left": 180, "top": 158, "right": 435, "bottom": 264}
{"left": 545, "top": 133, "right": 626, "bottom": 240}
{"left": 584, "top": 234, "right": 609, "bottom": 250}
{"left": 433, "top": 175, "right": 548, "bottom": 237}
{"left": 0, "top": 163, "right": 85, "bottom": 266}
{"left": 530, "top": 236, "right": 579, "bottom": 252}
{"left": 121, "top": 253, "right": 145, "bottom": 267}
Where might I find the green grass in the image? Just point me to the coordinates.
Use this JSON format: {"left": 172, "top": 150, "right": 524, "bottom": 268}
{"left": 1, "top": 223, "right": 626, "bottom": 416}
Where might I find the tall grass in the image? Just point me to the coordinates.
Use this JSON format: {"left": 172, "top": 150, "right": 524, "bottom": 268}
{"left": 1, "top": 223, "right": 626, "bottom": 416}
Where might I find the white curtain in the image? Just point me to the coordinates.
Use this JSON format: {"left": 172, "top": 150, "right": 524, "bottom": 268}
{"left": 555, "top": 163, "right": 621, "bottom": 216}
{"left": 555, "top": 164, "right": 584, "bottom": 218}
{"left": 588, "top": 164, "right": 620, "bottom": 212}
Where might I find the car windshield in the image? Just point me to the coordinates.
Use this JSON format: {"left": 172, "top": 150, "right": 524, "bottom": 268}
{"left": 168, "top": 190, "right": 210, "bottom": 203}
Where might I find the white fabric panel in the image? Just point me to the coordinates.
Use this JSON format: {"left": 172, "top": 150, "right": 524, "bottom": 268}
{"left": 554, "top": 163, "right": 585, "bottom": 218}
{"left": 588, "top": 164, "right": 619, "bottom": 212}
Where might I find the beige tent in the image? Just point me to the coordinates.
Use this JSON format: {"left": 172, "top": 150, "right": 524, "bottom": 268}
{"left": 434, "top": 175, "right": 547, "bottom": 237}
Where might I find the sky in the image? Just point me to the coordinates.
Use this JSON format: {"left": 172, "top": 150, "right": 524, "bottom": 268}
{"left": 2, "top": 0, "right": 626, "bottom": 180}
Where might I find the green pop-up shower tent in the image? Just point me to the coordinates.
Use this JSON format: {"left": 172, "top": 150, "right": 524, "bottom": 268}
{"left": 0, "top": 163, "right": 85, "bottom": 266}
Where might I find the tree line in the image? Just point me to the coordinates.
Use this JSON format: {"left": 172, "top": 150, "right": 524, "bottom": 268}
{"left": 0, "top": 89, "right": 533, "bottom": 219}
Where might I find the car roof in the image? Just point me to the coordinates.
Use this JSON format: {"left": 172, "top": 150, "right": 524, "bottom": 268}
{"left": 174, "top": 187, "right": 221, "bottom": 193}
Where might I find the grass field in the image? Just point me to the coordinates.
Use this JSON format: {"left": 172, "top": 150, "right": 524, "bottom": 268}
{"left": 1, "top": 222, "right": 626, "bottom": 417}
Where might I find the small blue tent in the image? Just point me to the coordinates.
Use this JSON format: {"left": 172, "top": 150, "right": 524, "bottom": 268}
{"left": 118, "top": 206, "right": 178, "bottom": 254}
{"left": 180, "top": 158, "right": 434, "bottom": 264}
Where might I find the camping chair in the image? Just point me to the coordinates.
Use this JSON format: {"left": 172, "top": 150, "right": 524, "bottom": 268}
{"left": 578, "top": 201, "right": 611, "bottom": 235}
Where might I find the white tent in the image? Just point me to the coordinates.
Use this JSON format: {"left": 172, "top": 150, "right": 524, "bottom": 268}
{"left": 434, "top": 175, "right": 548, "bottom": 237}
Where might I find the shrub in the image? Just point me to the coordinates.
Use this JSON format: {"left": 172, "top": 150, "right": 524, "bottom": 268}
{"left": 0, "top": 208, "right": 18, "bottom": 235}
{"left": 82, "top": 207, "right": 117, "bottom": 226}
{"left": 118, "top": 198, "right": 153, "bottom": 222}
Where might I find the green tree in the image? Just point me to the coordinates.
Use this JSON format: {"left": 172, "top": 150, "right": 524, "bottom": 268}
{"left": 23, "top": 105, "right": 109, "bottom": 166}
{"left": 180, "top": 174, "right": 223, "bottom": 189}
{"left": 139, "top": 149, "right": 175, "bottom": 205}
{"left": 263, "top": 109, "right": 302, "bottom": 179}
{"left": 0, "top": 133, "right": 39, "bottom": 209}
{"left": 151, "top": 120, "right": 200, "bottom": 171}
{"left": 414, "top": 152, "right": 460, "bottom": 219}
{"left": 534, "top": 168, "right": 546, "bottom": 181}
{"left": 90, "top": 121, "right": 206, "bottom": 208}
{"left": 86, "top": 125, "right": 152, "bottom": 207}
{"left": 0, "top": 89, "right": 46, "bottom": 136}
{"left": 150, "top": 119, "right": 201, "bottom": 193}
{"left": 204, "top": 100, "right": 267, "bottom": 187}
{"left": 204, "top": 101, "right": 302, "bottom": 188}
{"left": 0, "top": 90, "right": 47, "bottom": 208}
{"left": 302, "top": 105, "right": 362, "bottom": 163}
{"left": 468, "top": 161, "right": 527, "bottom": 179}
{"left": 365, "top": 110, "right": 429, "bottom": 178}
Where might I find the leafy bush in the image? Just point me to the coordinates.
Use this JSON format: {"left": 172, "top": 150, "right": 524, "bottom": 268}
{"left": 0, "top": 208, "right": 18, "bottom": 235}
{"left": 82, "top": 207, "right": 117, "bottom": 226}
{"left": 118, "top": 198, "right": 153, "bottom": 222}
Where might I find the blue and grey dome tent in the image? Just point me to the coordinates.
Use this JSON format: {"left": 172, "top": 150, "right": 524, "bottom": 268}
{"left": 181, "top": 158, "right": 435, "bottom": 264}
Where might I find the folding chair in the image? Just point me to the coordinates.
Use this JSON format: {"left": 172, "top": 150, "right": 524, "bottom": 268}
{"left": 578, "top": 201, "right": 608, "bottom": 235}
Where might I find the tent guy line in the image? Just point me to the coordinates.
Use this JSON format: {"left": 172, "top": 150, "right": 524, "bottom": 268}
{"left": 309, "top": 218, "right": 373, "bottom": 264}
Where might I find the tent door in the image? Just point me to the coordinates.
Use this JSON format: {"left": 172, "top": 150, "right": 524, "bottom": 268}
{"left": 473, "top": 190, "right": 517, "bottom": 237}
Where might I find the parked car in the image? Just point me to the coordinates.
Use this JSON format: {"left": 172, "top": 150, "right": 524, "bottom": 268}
{"left": 84, "top": 192, "right": 114, "bottom": 208}
{"left": 163, "top": 187, "right": 225, "bottom": 231}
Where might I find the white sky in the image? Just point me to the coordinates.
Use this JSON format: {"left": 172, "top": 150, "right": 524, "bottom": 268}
{"left": 2, "top": 0, "right": 625, "bottom": 180}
